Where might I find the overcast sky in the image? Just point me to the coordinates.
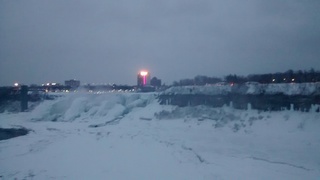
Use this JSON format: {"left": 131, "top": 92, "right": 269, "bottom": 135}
{"left": 1, "top": 0, "right": 319, "bottom": 86}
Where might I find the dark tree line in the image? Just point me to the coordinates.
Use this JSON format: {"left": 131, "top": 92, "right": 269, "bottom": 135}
{"left": 173, "top": 69, "right": 320, "bottom": 86}
{"left": 244, "top": 69, "right": 320, "bottom": 84}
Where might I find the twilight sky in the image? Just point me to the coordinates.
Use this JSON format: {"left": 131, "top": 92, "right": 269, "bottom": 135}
{"left": 1, "top": 0, "right": 320, "bottom": 86}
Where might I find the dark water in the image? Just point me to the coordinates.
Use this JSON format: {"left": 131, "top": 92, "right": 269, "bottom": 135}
{"left": 0, "top": 128, "right": 29, "bottom": 140}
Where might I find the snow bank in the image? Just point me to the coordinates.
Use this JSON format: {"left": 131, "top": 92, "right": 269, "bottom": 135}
{"left": 264, "top": 82, "right": 319, "bottom": 95}
{"left": 164, "top": 85, "right": 231, "bottom": 95}
{"left": 164, "top": 82, "right": 320, "bottom": 95}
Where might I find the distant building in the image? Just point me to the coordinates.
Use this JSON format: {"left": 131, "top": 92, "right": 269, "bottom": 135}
{"left": 150, "top": 77, "right": 161, "bottom": 87}
{"left": 137, "top": 71, "right": 150, "bottom": 87}
{"left": 65, "top": 79, "right": 80, "bottom": 88}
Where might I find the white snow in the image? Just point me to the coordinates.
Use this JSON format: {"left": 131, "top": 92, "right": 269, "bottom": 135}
{"left": 0, "top": 92, "right": 320, "bottom": 179}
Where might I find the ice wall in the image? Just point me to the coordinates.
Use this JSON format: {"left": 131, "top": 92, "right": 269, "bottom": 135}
{"left": 30, "top": 93, "right": 156, "bottom": 122}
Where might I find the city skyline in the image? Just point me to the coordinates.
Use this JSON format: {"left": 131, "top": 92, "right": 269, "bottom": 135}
{"left": 1, "top": 0, "right": 320, "bottom": 86}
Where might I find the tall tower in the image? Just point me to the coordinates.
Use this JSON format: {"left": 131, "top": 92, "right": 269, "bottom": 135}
{"left": 137, "top": 71, "right": 150, "bottom": 87}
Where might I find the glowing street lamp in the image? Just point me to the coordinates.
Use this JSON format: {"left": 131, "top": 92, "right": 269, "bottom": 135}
{"left": 14, "top": 83, "right": 19, "bottom": 87}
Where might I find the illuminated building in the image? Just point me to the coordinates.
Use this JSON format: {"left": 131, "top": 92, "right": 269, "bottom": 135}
{"left": 150, "top": 77, "right": 161, "bottom": 87}
{"left": 137, "top": 71, "right": 150, "bottom": 87}
{"left": 65, "top": 79, "right": 80, "bottom": 88}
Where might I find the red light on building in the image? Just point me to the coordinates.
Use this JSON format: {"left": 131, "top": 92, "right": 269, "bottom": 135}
{"left": 137, "top": 70, "right": 150, "bottom": 87}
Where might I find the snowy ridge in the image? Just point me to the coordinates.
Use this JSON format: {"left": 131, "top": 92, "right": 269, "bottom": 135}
{"left": 0, "top": 93, "right": 320, "bottom": 179}
{"left": 164, "top": 82, "right": 320, "bottom": 95}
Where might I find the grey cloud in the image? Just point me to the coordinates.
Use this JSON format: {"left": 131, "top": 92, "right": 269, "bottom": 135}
{"left": 1, "top": 0, "right": 319, "bottom": 86}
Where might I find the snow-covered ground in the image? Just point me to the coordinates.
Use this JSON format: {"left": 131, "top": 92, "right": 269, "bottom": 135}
{"left": 0, "top": 93, "right": 320, "bottom": 180}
